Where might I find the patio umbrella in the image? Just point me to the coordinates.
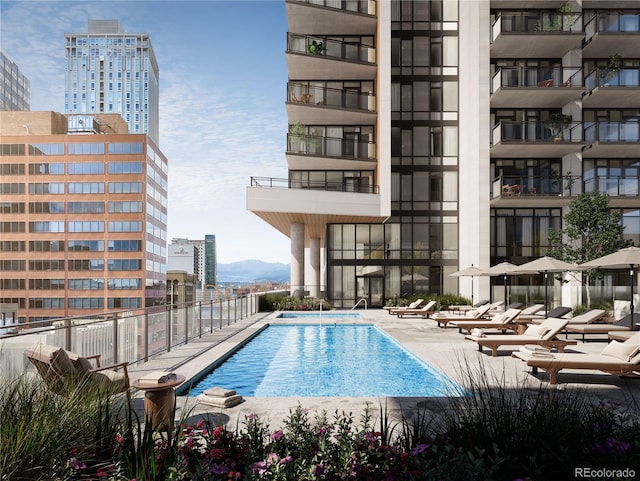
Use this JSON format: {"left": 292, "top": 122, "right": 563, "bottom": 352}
{"left": 480, "top": 262, "right": 521, "bottom": 305}
{"left": 513, "top": 256, "right": 578, "bottom": 314}
{"left": 450, "top": 265, "right": 483, "bottom": 303}
{"left": 580, "top": 246, "right": 640, "bottom": 330}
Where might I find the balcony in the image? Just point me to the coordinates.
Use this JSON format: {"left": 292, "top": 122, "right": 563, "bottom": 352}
{"left": 286, "top": 133, "right": 376, "bottom": 170}
{"left": 583, "top": 12, "right": 640, "bottom": 58}
{"left": 247, "top": 177, "right": 386, "bottom": 239}
{"left": 490, "top": 121, "right": 586, "bottom": 157}
{"left": 286, "top": 33, "right": 376, "bottom": 80}
{"left": 583, "top": 68, "right": 640, "bottom": 107}
{"left": 584, "top": 176, "right": 640, "bottom": 207}
{"left": 286, "top": 0, "right": 376, "bottom": 36}
{"left": 583, "top": 121, "right": 640, "bottom": 157}
{"left": 490, "top": 174, "right": 575, "bottom": 207}
{"left": 491, "top": 67, "right": 583, "bottom": 108}
{"left": 491, "top": 11, "right": 584, "bottom": 58}
{"left": 286, "top": 83, "right": 376, "bottom": 125}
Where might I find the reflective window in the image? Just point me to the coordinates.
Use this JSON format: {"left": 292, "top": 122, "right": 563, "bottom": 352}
{"left": 0, "top": 241, "right": 25, "bottom": 252}
{"left": 68, "top": 259, "right": 104, "bottom": 271}
{"left": 68, "top": 240, "right": 104, "bottom": 252}
{"left": 68, "top": 279, "right": 105, "bottom": 290}
{"left": 29, "top": 183, "right": 65, "bottom": 194}
{"left": 0, "top": 164, "right": 24, "bottom": 175}
{"left": 68, "top": 143, "right": 104, "bottom": 154}
{"left": 108, "top": 259, "right": 142, "bottom": 270}
{"left": 29, "top": 163, "right": 65, "bottom": 175}
{"left": 68, "top": 162, "right": 105, "bottom": 174}
{"left": 68, "top": 182, "right": 104, "bottom": 194}
{"left": 108, "top": 239, "right": 142, "bottom": 251}
{"left": 108, "top": 297, "right": 142, "bottom": 308}
{"left": 29, "top": 221, "right": 65, "bottom": 233}
{"left": 68, "top": 221, "right": 104, "bottom": 232}
{"left": 29, "top": 202, "right": 65, "bottom": 214}
{"left": 108, "top": 201, "right": 142, "bottom": 213}
{"left": 29, "top": 279, "right": 65, "bottom": 290}
{"left": 29, "top": 240, "right": 65, "bottom": 252}
{"left": 108, "top": 221, "right": 142, "bottom": 232}
{"left": 108, "top": 182, "right": 143, "bottom": 193}
{"left": 67, "top": 202, "right": 104, "bottom": 213}
{"left": 68, "top": 298, "right": 104, "bottom": 308}
{"left": 0, "top": 222, "right": 25, "bottom": 232}
{"left": 108, "top": 161, "right": 143, "bottom": 174}
{"left": 108, "top": 142, "right": 143, "bottom": 154}
{"left": 29, "top": 143, "right": 64, "bottom": 155}
{"left": 0, "top": 183, "right": 25, "bottom": 194}
{"left": 0, "top": 144, "right": 25, "bottom": 155}
{"left": 28, "top": 260, "right": 65, "bottom": 271}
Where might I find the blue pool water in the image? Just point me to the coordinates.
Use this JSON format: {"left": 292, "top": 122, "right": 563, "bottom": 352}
{"left": 188, "top": 324, "right": 463, "bottom": 397}
{"left": 277, "top": 312, "right": 361, "bottom": 319}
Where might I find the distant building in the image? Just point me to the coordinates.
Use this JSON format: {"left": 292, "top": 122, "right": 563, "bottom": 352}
{"left": 0, "top": 50, "right": 30, "bottom": 111}
{"left": 166, "top": 270, "right": 196, "bottom": 308}
{"left": 0, "top": 110, "right": 168, "bottom": 324}
{"left": 168, "top": 235, "right": 216, "bottom": 288}
{"left": 64, "top": 20, "right": 159, "bottom": 144}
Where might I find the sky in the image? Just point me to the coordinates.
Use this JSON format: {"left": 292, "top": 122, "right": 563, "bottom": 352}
{"left": 0, "top": 0, "right": 291, "bottom": 264}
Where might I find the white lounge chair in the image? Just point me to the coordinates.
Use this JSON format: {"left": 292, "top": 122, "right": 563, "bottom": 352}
{"left": 512, "top": 332, "right": 640, "bottom": 384}
{"left": 449, "top": 308, "right": 523, "bottom": 334}
{"left": 464, "top": 317, "right": 576, "bottom": 357}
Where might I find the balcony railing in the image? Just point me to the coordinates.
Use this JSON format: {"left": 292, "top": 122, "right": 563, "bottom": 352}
{"left": 493, "top": 11, "right": 583, "bottom": 36}
{"left": 287, "top": 33, "right": 375, "bottom": 63}
{"left": 492, "top": 67, "right": 582, "bottom": 91}
{"left": 287, "top": 83, "right": 375, "bottom": 111}
{"left": 585, "top": 68, "right": 640, "bottom": 91}
{"left": 584, "top": 175, "right": 640, "bottom": 197}
{"left": 287, "top": 133, "right": 375, "bottom": 160}
{"left": 0, "top": 294, "right": 265, "bottom": 380}
{"left": 492, "top": 175, "right": 575, "bottom": 198}
{"left": 492, "top": 121, "right": 583, "bottom": 144}
{"left": 584, "top": 121, "right": 640, "bottom": 143}
{"left": 251, "top": 176, "right": 379, "bottom": 194}
{"left": 289, "top": 0, "right": 375, "bottom": 15}
{"left": 585, "top": 12, "right": 640, "bottom": 41}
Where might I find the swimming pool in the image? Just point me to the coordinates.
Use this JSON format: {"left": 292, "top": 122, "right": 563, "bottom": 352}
{"left": 187, "top": 324, "right": 463, "bottom": 397}
{"left": 276, "top": 312, "right": 361, "bottom": 319}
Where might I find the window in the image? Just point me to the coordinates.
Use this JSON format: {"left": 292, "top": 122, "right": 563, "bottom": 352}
{"left": 29, "top": 221, "right": 65, "bottom": 233}
{"left": 108, "top": 142, "right": 143, "bottom": 154}
{"left": 29, "top": 279, "right": 65, "bottom": 290}
{"left": 29, "top": 143, "right": 64, "bottom": 155}
{"left": 0, "top": 164, "right": 24, "bottom": 175}
{"left": 67, "top": 202, "right": 104, "bottom": 213}
{"left": 108, "top": 240, "right": 142, "bottom": 251}
{"left": 0, "top": 241, "right": 25, "bottom": 252}
{"left": 0, "top": 202, "right": 25, "bottom": 213}
{"left": 68, "top": 259, "right": 104, "bottom": 271}
{"left": 68, "top": 162, "right": 105, "bottom": 174}
{"left": 108, "top": 297, "right": 141, "bottom": 308}
{"left": 108, "top": 182, "right": 142, "bottom": 193}
{"left": 29, "top": 163, "right": 65, "bottom": 175}
{"left": 108, "top": 161, "right": 143, "bottom": 174}
{"left": 68, "top": 143, "right": 104, "bottom": 155}
{"left": 108, "top": 201, "right": 142, "bottom": 213}
{"left": 28, "top": 259, "right": 65, "bottom": 271}
{"left": 29, "top": 202, "right": 65, "bottom": 214}
{"left": 29, "top": 240, "right": 65, "bottom": 252}
{"left": 108, "top": 259, "right": 142, "bottom": 270}
{"left": 0, "top": 183, "right": 25, "bottom": 194}
{"left": 68, "top": 298, "right": 104, "bottom": 309}
{"left": 108, "top": 221, "right": 142, "bottom": 232}
{"left": 68, "top": 278, "right": 105, "bottom": 290}
{"left": 0, "top": 260, "right": 25, "bottom": 270}
{"left": 68, "top": 182, "right": 104, "bottom": 194}
{"left": 29, "top": 183, "right": 65, "bottom": 194}
{"left": 0, "top": 279, "right": 25, "bottom": 289}
{"left": 0, "top": 144, "right": 25, "bottom": 155}
{"left": 68, "top": 240, "right": 104, "bottom": 252}
{"left": 0, "top": 222, "right": 25, "bottom": 233}
{"left": 68, "top": 221, "right": 104, "bottom": 232}
{"left": 29, "top": 298, "right": 65, "bottom": 309}
{"left": 108, "top": 278, "right": 142, "bottom": 289}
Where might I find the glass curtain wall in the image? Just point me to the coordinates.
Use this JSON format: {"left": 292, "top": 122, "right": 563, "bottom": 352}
{"left": 327, "top": 0, "right": 460, "bottom": 308}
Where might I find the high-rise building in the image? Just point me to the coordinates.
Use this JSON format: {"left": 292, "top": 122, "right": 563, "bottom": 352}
{"left": 167, "top": 235, "right": 217, "bottom": 288}
{"left": 0, "top": 49, "right": 30, "bottom": 111}
{"left": 64, "top": 20, "right": 160, "bottom": 144}
{"left": 0, "top": 111, "right": 168, "bottom": 324}
{"left": 248, "top": 0, "right": 640, "bottom": 308}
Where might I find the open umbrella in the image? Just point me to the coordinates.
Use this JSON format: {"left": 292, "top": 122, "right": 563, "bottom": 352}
{"left": 580, "top": 246, "right": 640, "bottom": 330}
{"left": 450, "top": 265, "right": 483, "bottom": 303}
{"left": 479, "top": 262, "right": 521, "bottom": 305}
{"left": 513, "top": 256, "right": 578, "bottom": 314}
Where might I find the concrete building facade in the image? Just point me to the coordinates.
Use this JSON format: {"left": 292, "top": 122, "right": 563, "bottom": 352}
{"left": 0, "top": 111, "right": 168, "bottom": 324}
{"left": 248, "top": 0, "right": 640, "bottom": 309}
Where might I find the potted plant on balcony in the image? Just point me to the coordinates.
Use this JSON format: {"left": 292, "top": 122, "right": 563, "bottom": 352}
{"left": 544, "top": 113, "right": 573, "bottom": 141}
{"left": 306, "top": 40, "right": 324, "bottom": 55}
{"left": 606, "top": 53, "right": 622, "bottom": 83}
{"left": 289, "top": 123, "right": 306, "bottom": 153}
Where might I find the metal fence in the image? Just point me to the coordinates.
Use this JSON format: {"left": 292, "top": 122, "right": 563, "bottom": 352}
{"left": 0, "top": 293, "right": 264, "bottom": 380}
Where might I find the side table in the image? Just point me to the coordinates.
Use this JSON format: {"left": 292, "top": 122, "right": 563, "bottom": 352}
{"left": 132, "top": 374, "right": 185, "bottom": 431}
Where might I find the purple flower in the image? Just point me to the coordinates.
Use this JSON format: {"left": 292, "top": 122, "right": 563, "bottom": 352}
{"left": 68, "top": 457, "right": 87, "bottom": 471}
{"left": 279, "top": 455, "right": 293, "bottom": 465}
{"left": 252, "top": 460, "right": 267, "bottom": 475}
{"left": 209, "top": 464, "right": 229, "bottom": 475}
{"left": 410, "top": 443, "right": 429, "bottom": 456}
{"left": 364, "top": 431, "right": 379, "bottom": 443}
{"left": 316, "top": 426, "right": 328, "bottom": 436}
{"left": 267, "top": 452, "right": 279, "bottom": 464}
{"left": 271, "top": 429, "right": 283, "bottom": 441}
{"left": 312, "top": 464, "right": 325, "bottom": 476}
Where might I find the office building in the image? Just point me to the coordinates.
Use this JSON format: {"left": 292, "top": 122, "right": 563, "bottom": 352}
{"left": 64, "top": 20, "right": 160, "bottom": 144}
{"left": 248, "top": 0, "right": 640, "bottom": 308}
{"left": 168, "top": 235, "right": 217, "bottom": 289}
{"left": 1, "top": 49, "right": 30, "bottom": 111}
{"left": 0, "top": 111, "right": 168, "bottom": 324}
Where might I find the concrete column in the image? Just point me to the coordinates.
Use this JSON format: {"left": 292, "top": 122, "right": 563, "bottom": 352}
{"left": 309, "top": 237, "right": 320, "bottom": 298}
{"left": 290, "top": 223, "right": 305, "bottom": 298}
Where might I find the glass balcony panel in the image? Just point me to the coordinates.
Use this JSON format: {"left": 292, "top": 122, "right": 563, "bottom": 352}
{"left": 620, "top": 178, "right": 638, "bottom": 196}
{"left": 620, "top": 13, "right": 639, "bottom": 32}
{"left": 620, "top": 123, "right": 640, "bottom": 142}
{"left": 599, "top": 14, "right": 619, "bottom": 32}
{"left": 620, "top": 68, "right": 640, "bottom": 87}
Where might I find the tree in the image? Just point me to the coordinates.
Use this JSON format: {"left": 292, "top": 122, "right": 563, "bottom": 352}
{"left": 548, "top": 191, "right": 633, "bottom": 306}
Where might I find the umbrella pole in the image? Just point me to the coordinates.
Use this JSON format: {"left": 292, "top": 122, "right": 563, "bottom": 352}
{"left": 631, "top": 265, "right": 637, "bottom": 331}
{"left": 504, "top": 274, "right": 508, "bottom": 305}
{"left": 544, "top": 271, "right": 548, "bottom": 315}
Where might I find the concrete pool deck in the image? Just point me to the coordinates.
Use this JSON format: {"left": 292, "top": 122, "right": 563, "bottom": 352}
{"left": 126, "top": 309, "right": 640, "bottom": 429}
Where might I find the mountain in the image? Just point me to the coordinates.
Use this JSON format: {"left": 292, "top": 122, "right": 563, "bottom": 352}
{"left": 217, "top": 260, "right": 290, "bottom": 283}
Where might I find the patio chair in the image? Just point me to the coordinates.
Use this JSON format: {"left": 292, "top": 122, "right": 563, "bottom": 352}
{"left": 429, "top": 303, "right": 492, "bottom": 327}
{"left": 449, "top": 308, "right": 523, "bottom": 334}
{"left": 446, "top": 299, "right": 490, "bottom": 312}
{"left": 512, "top": 332, "right": 640, "bottom": 385}
{"left": 531, "top": 308, "right": 607, "bottom": 326}
{"left": 25, "top": 344, "right": 130, "bottom": 399}
{"left": 395, "top": 300, "right": 437, "bottom": 318}
{"left": 383, "top": 298, "right": 424, "bottom": 315}
{"left": 464, "top": 317, "right": 576, "bottom": 357}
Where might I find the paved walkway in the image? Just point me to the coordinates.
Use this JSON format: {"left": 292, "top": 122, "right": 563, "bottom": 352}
{"left": 127, "top": 309, "right": 640, "bottom": 430}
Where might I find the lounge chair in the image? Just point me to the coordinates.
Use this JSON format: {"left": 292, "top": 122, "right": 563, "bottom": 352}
{"left": 519, "top": 304, "right": 545, "bottom": 316}
{"left": 488, "top": 302, "right": 524, "bottom": 316}
{"left": 512, "top": 332, "right": 640, "bottom": 384}
{"left": 464, "top": 317, "right": 576, "bottom": 357}
{"left": 564, "top": 323, "right": 631, "bottom": 342}
{"left": 532, "top": 308, "right": 607, "bottom": 326}
{"left": 519, "top": 306, "right": 572, "bottom": 321}
{"left": 449, "top": 308, "right": 523, "bottom": 334}
{"left": 383, "top": 298, "right": 424, "bottom": 315}
{"left": 25, "top": 344, "right": 130, "bottom": 398}
{"left": 447, "top": 299, "right": 490, "bottom": 313}
{"left": 429, "top": 303, "right": 492, "bottom": 327}
{"left": 395, "top": 300, "right": 437, "bottom": 318}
